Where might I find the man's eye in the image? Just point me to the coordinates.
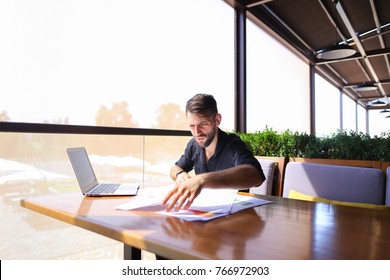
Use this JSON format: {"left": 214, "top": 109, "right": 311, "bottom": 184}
{"left": 190, "top": 122, "right": 209, "bottom": 128}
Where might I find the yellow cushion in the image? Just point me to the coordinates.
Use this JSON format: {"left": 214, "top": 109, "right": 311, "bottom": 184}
{"left": 288, "top": 189, "right": 390, "bottom": 210}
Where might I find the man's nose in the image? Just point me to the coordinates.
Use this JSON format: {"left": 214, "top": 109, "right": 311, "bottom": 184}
{"left": 194, "top": 125, "right": 201, "bottom": 135}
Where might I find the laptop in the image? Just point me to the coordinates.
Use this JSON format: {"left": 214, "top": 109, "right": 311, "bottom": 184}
{"left": 67, "top": 147, "right": 140, "bottom": 196}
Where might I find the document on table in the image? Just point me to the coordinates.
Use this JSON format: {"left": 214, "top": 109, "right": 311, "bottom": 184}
{"left": 157, "top": 193, "right": 273, "bottom": 221}
{"left": 115, "top": 185, "right": 273, "bottom": 221}
{"left": 115, "top": 185, "right": 236, "bottom": 211}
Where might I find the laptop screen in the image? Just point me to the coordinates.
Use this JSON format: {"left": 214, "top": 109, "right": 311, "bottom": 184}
{"left": 67, "top": 147, "right": 98, "bottom": 193}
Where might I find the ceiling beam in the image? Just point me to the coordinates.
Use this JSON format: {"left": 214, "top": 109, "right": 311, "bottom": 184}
{"left": 318, "top": 0, "right": 349, "bottom": 43}
{"left": 369, "top": 0, "right": 390, "bottom": 95}
{"left": 245, "top": 0, "right": 273, "bottom": 8}
{"left": 335, "top": 1, "right": 388, "bottom": 100}
{"left": 366, "top": 47, "right": 390, "bottom": 58}
{"left": 250, "top": 4, "right": 316, "bottom": 62}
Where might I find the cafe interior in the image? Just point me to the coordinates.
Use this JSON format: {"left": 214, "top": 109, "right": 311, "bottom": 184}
{"left": 1, "top": 0, "right": 390, "bottom": 260}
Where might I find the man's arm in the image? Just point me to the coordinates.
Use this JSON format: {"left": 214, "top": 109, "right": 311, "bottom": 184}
{"left": 197, "top": 164, "right": 264, "bottom": 190}
{"left": 163, "top": 164, "right": 264, "bottom": 211}
{"left": 170, "top": 165, "right": 190, "bottom": 181}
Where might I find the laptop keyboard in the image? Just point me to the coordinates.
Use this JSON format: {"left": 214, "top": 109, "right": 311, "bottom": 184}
{"left": 91, "top": 183, "right": 120, "bottom": 194}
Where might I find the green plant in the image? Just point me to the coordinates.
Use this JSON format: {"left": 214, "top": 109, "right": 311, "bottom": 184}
{"left": 236, "top": 128, "right": 390, "bottom": 161}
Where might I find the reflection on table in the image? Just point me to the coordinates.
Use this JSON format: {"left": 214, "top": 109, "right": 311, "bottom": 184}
{"left": 21, "top": 191, "right": 390, "bottom": 259}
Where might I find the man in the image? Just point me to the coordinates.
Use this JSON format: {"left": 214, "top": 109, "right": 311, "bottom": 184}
{"left": 162, "top": 93, "right": 265, "bottom": 211}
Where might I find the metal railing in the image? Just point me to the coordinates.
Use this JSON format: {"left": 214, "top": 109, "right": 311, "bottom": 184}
{"left": 0, "top": 121, "right": 191, "bottom": 137}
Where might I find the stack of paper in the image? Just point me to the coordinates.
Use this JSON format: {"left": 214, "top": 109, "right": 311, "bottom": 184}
{"left": 115, "top": 186, "right": 272, "bottom": 221}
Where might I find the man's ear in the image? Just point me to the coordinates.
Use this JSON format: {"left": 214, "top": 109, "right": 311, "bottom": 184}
{"left": 215, "top": 113, "right": 222, "bottom": 126}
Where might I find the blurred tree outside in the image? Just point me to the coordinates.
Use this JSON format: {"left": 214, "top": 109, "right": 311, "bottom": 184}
{"left": 95, "top": 101, "right": 138, "bottom": 127}
{"left": 153, "top": 103, "right": 187, "bottom": 130}
{"left": 0, "top": 110, "right": 10, "bottom": 121}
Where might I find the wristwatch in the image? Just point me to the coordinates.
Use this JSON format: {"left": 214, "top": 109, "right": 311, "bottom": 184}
{"left": 175, "top": 170, "right": 185, "bottom": 177}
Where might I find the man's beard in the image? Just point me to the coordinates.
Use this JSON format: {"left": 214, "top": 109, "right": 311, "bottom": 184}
{"left": 195, "top": 127, "right": 217, "bottom": 148}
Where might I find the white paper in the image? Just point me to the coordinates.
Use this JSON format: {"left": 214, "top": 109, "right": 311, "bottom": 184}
{"left": 115, "top": 185, "right": 237, "bottom": 212}
{"left": 115, "top": 186, "right": 273, "bottom": 222}
{"left": 187, "top": 188, "right": 238, "bottom": 213}
{"left": 114, "top": 185, "right": 172, "bottom": 210}
{"left": 230, "top": 194, "right": 273, "bottom": 214}
{"left": 158, "top": 194, "right": 273, "bottom": 221}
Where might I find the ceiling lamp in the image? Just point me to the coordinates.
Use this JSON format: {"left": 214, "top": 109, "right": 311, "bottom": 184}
{"left": 316, "top": 44, "right": 356, "bottom": 60}
{"left": 369, "top": 99, "right": 385, "bottom": 106}
{"left": 380, "top": 109, "right": 390, "bottom": 113}
{"left": 355, "top": 83, "right": 377, "bottom": 92}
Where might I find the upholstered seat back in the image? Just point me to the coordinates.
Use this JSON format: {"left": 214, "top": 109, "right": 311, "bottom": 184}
{"left": 250, "top": 159, "right": 275, "bottom": 195}
{"left": 386, "top": 167, "right": 390, "bottom": 205}
{"left": 283, "top": 162, "right": 386, "bottom": 205}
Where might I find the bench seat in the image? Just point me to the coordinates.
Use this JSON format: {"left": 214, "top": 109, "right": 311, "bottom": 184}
{"left": 282, "top": 162, "right": 386, "bottom": 205}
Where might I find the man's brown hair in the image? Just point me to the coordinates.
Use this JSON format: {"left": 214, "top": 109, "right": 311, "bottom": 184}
{"left": 186, "top": 93, "right": 218, "bottom": 117}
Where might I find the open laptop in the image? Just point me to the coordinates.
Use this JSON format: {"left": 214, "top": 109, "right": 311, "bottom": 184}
{"left": 67, "top": 147, "right": 139, "bottom": 196}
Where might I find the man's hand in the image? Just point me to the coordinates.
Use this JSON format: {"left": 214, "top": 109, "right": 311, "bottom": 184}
{"left": 161, "top": 176, "right": 203, "bottom": 211}
{"left": 175, "top": 171, "right": 190, "bottom": 184}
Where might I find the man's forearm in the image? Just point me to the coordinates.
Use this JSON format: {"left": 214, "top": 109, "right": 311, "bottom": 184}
{"left": 170, "top": 165, "right": 184, "bottom": 180}
{"left": 199, "top": 164, "right": 264, "bottom": 189}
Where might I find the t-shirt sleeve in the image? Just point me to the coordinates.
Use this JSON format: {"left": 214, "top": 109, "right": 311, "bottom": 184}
{"left": 231, "top": 140, "right": 265, "bottom": 180}
{"left": 175, "top": 140, "right": 195, "bottom": 173}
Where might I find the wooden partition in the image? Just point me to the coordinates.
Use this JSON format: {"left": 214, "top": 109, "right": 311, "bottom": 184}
{"left": 255, "top": 156, "right": 288, "bottom": 197}
{"left": 289, "top": 158, "right": 389, "bottom": 172}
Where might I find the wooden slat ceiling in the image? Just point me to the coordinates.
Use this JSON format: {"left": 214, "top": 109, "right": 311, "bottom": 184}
{"left": 226, "top": 0, "right": 390, "bottom": 110}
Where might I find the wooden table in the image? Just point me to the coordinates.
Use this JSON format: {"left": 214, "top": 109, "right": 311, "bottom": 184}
{"left": 20, "top": 192, "right": 390, "bottom": 259}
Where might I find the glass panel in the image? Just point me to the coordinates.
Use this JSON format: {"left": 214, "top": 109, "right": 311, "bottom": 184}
{"left": 369, "top": 110, "right": 390, "bottom": 136}
{"left": 144, "top": 135, "right": 192, "bottom": 183}
{"left": 246, "top": 20, "right": 310, "bottom": 133}
{"left": 0, "top": 0, "right": 234, "bottom": 131}
{"left": 0, "top": 0, "right": 232, "bottom": 260}
{"left": 357, "top": 105, "right": 367, "bottom": 134}
{"left": 315, "top": 75, "right": 340, "bottom": 137}
{"left": 0, "top": 132, "right": 191, "bottom": 259}
{"left": 342, "top": 94, "right": 357, "bottom": 132}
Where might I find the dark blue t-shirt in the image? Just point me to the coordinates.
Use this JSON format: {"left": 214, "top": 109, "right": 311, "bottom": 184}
{"left": 175, "top": 129, "right": 264, "bottom": 179}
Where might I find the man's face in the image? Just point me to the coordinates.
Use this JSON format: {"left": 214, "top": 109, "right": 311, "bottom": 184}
{"left": 187, "top": 112, "right": 221, "bottom": 148}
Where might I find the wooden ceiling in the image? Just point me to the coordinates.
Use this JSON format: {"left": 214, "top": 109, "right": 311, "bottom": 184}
{"left": 225, "top": 0, "right": 390, "bottom": 110}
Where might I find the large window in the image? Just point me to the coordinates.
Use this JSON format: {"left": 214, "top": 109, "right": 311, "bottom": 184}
{"left": 357, "top": 105, "right": 367, "bottom": 134}
{"left": 315, "top": 74, "right": 388, "bottom": 137}
{"left": 369, "top": 110, "right": 390, "bottom": 136}
{"left": 0, "top": 0, "right": 234, "bottom": 131}
{"left": 342, "top": 94, "right": 357, "bottom": 132}
{"left": 315, "top": 75, "right": 341, "bottom": 137}
{"left": 0, "top": 0, "right": 233, "bottom": 260}
{"left": 246, "top": 19, "right": 310, "bottom": 133}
